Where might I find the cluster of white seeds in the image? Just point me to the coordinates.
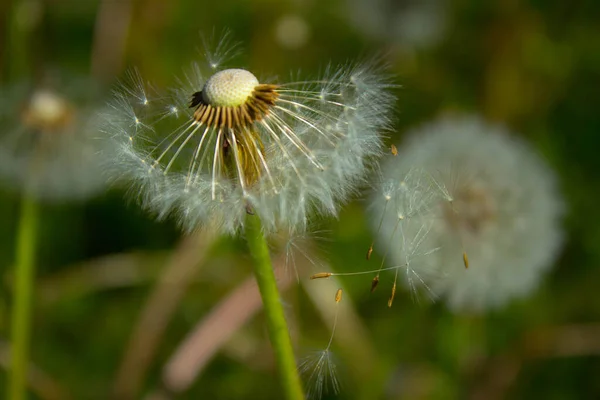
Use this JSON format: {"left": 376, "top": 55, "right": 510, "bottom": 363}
{"left": 369, "top": 115, "right": 564, "bottom": 312}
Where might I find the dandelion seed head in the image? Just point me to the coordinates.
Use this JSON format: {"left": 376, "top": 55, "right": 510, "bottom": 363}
{"left": 372, "top": 115, "right": 564, "bottom": 312}
{"left": 103, "top": 36, "right": 396, "bottom": 234}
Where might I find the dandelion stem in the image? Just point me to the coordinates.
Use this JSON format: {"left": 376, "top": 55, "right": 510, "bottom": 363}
{"left": 9, "top": 194, "right": 39, "bottom": 400}
{"left": 244, "top": 213, "right": 304, "bottom": 400}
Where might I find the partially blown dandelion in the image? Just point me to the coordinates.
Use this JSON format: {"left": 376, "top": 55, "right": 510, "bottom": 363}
{"left": 102, "top": 41, "right": 395, "bottom": 234}
{"left": 369, "top": 115, "right": 564, "bottom": 312}
{"left": 102, "top": 36, "right": 395, "bottom": 400}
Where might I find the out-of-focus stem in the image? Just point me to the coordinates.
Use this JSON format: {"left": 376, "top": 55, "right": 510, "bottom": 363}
{"left": 244, "top": 213, "right": 304, "bottom": 400}
{"left": 90, "top": 0, "right": 134, "bottom": 82}
{"left": 9, "top": 194, "right": 39, "bottom": 400}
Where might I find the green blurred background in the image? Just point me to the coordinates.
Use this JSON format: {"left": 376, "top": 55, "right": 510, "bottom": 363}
{"left": 1, "top": 0, "right": 599, "bottom": 399}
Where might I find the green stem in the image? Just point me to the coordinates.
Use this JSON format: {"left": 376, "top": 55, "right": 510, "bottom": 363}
{"left": 9, "top": 194, "right": 39, "bottom": 400}
{"left": 244, "top": 213, "right": 304, "bottom": 400}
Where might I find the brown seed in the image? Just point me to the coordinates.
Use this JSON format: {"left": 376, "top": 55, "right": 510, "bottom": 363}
{"left": 366, "top": 245, "right": 373, "bottom": 260}
{"left": 370, "top": 275, "right": 379, "bottom": 293}
{"left": 391, "top": 144, "right": 398, "bottom": 156}
{"left": 387, "top": 282, "right": 397, "bottom": 308}
{"left": 463, "top": 251, "right": 469, "bottom": 269}
{"left": 335, "top": 289, "right": 343, "bottom": 304}
{"left": 310, "top": 272, "right": 333, "bottom": 280}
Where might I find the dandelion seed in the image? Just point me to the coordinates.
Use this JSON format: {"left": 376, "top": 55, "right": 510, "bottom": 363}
{"left": 102, "top": 35, "right": 396, "bottom": 234}
{"left": 0, "top": 78, "right": 110, "bottom": 201}
{"left": 299, "top": 288, "right": 343, "bottom": 399}
{"left": 365, "top": 176, "right": 395, "bottom": 262}
{"left": 391, "top": 143, "right": 398, "bottom": 156}
{"left": 387, "top": 282, "right": 397, "bottom": 307}
{"left": 370, "top": 275, "right": 379, "bottom": 293}
{"left": 366, "top": 245, "right": 374, "bottom": 260}
{"left": 334, "top": 288, "right": 342, "bottom": 304}
{"left": 299, "top": 349, "right": 340, "bottom": 400}
{"left": 308, "top": 246, "right": 435, "bottom": 306}
{"left": 311, "top": 171, "right": 437, "bottom": 300}
{"left": 361, "top": 167, "right": 440, "bottom": 302}
{"left": 310, "top": 272, "right": 333, "bottom": 280}
{"left": 374, "top": 115, "right": 565, "bottom": 312}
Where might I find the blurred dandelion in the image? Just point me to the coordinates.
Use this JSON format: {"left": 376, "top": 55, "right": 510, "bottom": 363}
{"left": 370, "top": 115, "right": 564, "bottom": 312}
{"left": 0, "top": 78, "right": 109, "bottom": 201}
{"left": 101, "top": 34, "right": 396, "bottom": 234}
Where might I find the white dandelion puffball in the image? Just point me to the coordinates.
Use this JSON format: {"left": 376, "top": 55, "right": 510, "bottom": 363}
{"left": 371, "top": 115, "right": 564, "bottom": 312}
{"left": 103, "top": 47, "right": 396, "bottom": 234}
{"left": 0, "top": 80, "right": 109, "bottom": 201}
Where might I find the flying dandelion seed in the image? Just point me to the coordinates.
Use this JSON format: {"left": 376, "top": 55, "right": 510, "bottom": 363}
{"left": 310, "top": 171, "right": 439, "bottom": 302}
{"left": 102, "top": 35, "right": 396, "bottom": 234}
{"left": 299, "top": 288, "right": 342, "bottom": 399}
{"left": 376, "top": 212, "right": 441, "bottom": 303}
{"left": 0, "top": 78, "right": 110, "bottom": 201}
{"left": 310, "top": 218, "right": 439, "bottom": 305}
{"left": 372, "top": 115, "right": 564, "bottom": 312}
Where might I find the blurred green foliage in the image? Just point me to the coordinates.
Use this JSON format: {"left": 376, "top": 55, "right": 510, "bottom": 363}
{"left": 1, "top": 0, "right": 599, "bottom": 399}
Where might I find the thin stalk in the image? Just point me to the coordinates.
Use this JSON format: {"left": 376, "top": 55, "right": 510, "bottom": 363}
{"left": 9, "top": 194, "right": 39, "bottom": 400}
{"left": 244, "top": 213, "right": 304, "bottom": 400}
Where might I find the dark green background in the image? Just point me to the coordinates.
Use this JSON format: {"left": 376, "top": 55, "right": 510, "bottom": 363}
{"left": 1, "top": 0, "right": 599, "bottom": 399}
